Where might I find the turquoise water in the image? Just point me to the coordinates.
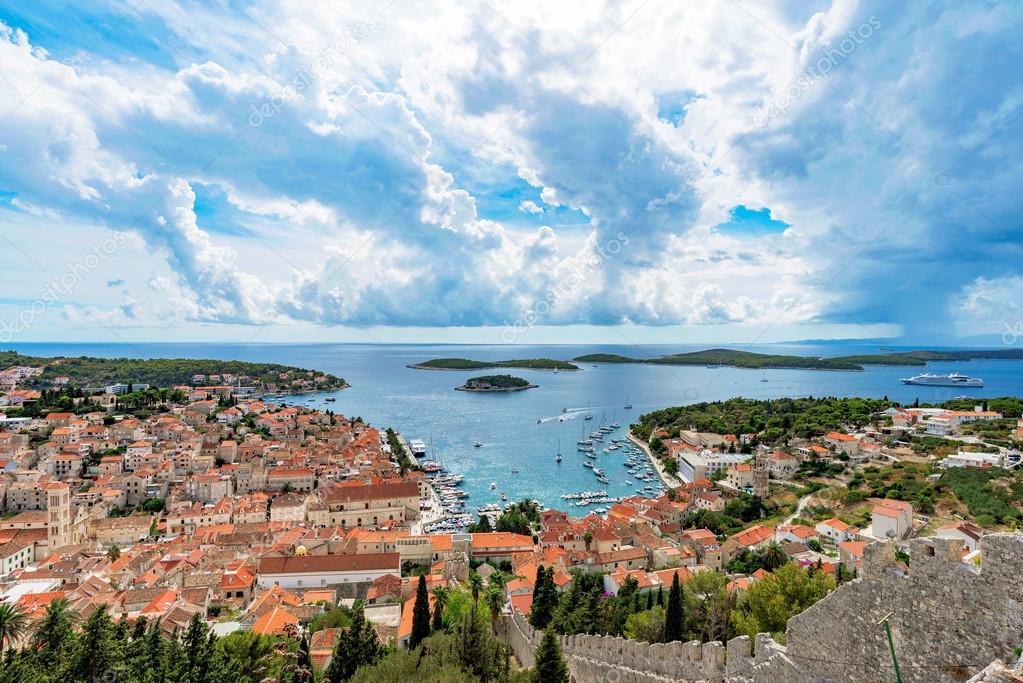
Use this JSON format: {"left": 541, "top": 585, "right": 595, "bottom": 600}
{"left": 9, "top": 342, "right": 1023, "bottom": 510}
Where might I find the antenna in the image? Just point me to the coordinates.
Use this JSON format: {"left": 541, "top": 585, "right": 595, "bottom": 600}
{"left": 877, "top": 612, "right": 903, "bottom": 683}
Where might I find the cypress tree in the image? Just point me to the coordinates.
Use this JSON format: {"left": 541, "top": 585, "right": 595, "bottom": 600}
{"left": 656, "top": 585, "right": 664, "bottom": 607}
{"left": 529, "top": 565, "right": 557, "bottom": 630}
{"left": 409, "top": 575, "right": 431, "bottom": 649}
{"left": 663, "top": 572, "right": 684, "bottom": 643}
{"left": 646, "top": 590, "right": 653, "bottom": 610}
{"left": 530, "top": 629, "right": 569, "bottom": 683}
{"left": 325, "top": 602, "right": 380, "bottom": 683}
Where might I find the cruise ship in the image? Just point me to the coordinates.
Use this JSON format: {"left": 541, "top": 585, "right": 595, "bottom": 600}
{"left": 900, "top": 372, "right": 983, "bottom": 387}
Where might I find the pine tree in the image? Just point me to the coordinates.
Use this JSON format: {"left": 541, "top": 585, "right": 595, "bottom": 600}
{"left": 409, "top": 575, "right": 432, "bottom": 649}
{"left": 144, "top": 620, "right": 165, "bottom": 683}
{"left": 530, "top": 629, "right": 569, "bottom": 683}
{"left": 71, "top": 604, "right": 116, "bottom": 683}
{"left": 663, "top": 572, "right": 684, "bottom": 643}
{"left": 30, "top": 597, "right": 78, "bottom": 666}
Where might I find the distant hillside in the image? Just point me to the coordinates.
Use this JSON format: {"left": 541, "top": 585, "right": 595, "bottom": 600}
{"left": 409, "top": 357, "right": 579, "bottom": 371}
{"left": 0, "top": 351, "right": 346, "bottom": 390}
{"left": 575, "top": 347, "right": 1023, "bottom": 371}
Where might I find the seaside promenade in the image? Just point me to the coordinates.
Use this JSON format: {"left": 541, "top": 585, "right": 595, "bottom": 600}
{"left": 627, "top": 431, "right": 683, "bottom": 489}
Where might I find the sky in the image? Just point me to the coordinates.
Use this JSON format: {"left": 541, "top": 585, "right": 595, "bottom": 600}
{"left": 0, "top": 0, "right": 1021, "bottom": 346}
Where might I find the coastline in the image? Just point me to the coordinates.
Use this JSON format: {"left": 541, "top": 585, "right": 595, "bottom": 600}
{"left": 627, "top": 432, "right": 683, "bottom": 489}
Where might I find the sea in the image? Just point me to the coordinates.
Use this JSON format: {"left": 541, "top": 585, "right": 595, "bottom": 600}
{"left": 8, "top": 341, "right": 1023, "bottom": 511}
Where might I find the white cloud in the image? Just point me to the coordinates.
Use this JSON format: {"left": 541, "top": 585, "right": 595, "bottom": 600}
{"left": 518, "top": 200, "right": 543, "bottom": 215}
{"left": 0, "top": 1, "right": 1020, "bottom": 340}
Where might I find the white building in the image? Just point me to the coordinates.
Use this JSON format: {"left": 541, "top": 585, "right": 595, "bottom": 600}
{"left": 257, "top": 552, "right": 400, "bottom": 589}
{"left": 939, "top": 451, "right": 1004, "bottom": 469}
{"left": 677, "top": 450, "right": 749, "bottom": 483}
{"left": 869, "top": 500, "right": 912, "bottom": 540}
{"left": 936, "top": 521, "right": 984, "bottom": 552}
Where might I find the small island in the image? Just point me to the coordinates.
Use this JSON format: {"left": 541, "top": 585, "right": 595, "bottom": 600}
{"left": 455, "top": 374, "right": 538, "bottom": 392}
{"left": 410, "top": 357, "right": 579, "bottom": 371}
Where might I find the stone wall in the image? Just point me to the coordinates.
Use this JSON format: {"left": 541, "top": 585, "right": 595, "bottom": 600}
{"left": 784, "top": 533, "right": 1023, "bottom": 683}
{"left": 499, "top": 533, "right": 1023, "bottom": 683}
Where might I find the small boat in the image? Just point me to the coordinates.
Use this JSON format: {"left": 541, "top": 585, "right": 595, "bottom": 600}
{"left": 624, "top": 397, "right": 632, "bottom": 409}
{"left": 537, "top": 418, "right": 542, "bottom": 424}
{"left": 584, "top": 414, "right": 594, "bottom": 421}
{"left": 499, "top": 491, "right": 508, "bottom": 501}
{"left": 325, "top": 397, "right": 336, "bottom": 402}
{"left": 490, "top": 482, "right": 497, "bottom": 490}
{"left": 555, "top": 454, "right": 562, "bottom": 463}
{"left": 511, "top": 468, "right": 519, "bottom": 474}
{"left": 561, "top": 407, "right": 568, "bottom": 413}
{"left": 554, "top": 367, "right": 558, "bottom": 374}
{"left": 474, "top": 441, "right": 483, "bottom": 448}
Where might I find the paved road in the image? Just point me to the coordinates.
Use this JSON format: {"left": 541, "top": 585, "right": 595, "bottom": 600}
{"left": 782, "top": 492, "right": 815, "bottom": 527}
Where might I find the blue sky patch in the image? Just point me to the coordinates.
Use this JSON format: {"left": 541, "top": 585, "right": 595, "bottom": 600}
{"left": 715, "top": 205, "right": 790, "bottom": 236}
{"left": 656, "top": 90, "right": 700, "bottom": 127}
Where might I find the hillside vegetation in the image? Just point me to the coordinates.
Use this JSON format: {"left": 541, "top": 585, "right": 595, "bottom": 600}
{"left": 410, "top": 357, "right": 579, "bottom": 370}
{"left": 633, "top": 396, "right": 894, "bottom": 441}
{"left": 575, "top": 347, "right": 1023, "bottom": 371}
{"left": 0, "top": 351, "right": 345, "bottom": 389}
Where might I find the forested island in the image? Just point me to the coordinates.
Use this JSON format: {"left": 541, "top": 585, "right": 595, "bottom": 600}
{"left": 455, "top": 374, "right": 537, "bottom": 392}
{"left": 0, "top": 350, "right": 346, "bottom": 391}
{"left": 410, "top": 357, "right": 579, "bottom": 371}
{"left": 575, "top": 347, "right": 1023, "bottom": 371}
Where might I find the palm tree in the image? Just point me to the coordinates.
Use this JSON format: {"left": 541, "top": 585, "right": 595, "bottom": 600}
{"left": 468, "top": 571, "right": 483, "bottom": 605}
{"left": 484, "top": 584, "right": 504, "bottom": 634}
{"left": 431, "top": 586, "right": 449, "bottom": 632}
{"left": 0, "top": 602, "right": 28, "bottom": 651}
{"left": 30, "top": 597, "right": 79, "bottom": 655}
{"left": 761, "top": 541, "right": 787, "bottom": 571}
{"left": 488, "top": 570, "right": 508, "bottom": 593}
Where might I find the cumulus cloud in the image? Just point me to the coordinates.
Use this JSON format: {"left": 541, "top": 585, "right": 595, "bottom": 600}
{"left": 0, "top": 1, "right": 1019, "bottom": 338}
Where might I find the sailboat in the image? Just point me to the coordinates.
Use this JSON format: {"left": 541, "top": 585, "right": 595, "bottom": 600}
{"left": 760, "top": 371, "right": 768, "bottom": 383}
{"left": 555, "top": 439, "right": 563, "bottom": 463}
{"left": 624, "top": 396, "right": 633, "bottom": 409}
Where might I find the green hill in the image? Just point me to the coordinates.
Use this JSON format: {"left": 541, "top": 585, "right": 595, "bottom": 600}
{"left": 0, "top": 350, "right": 346, "bottom": 390}
{"left": 410, "top": 357, "right": 579, "bottom": 371}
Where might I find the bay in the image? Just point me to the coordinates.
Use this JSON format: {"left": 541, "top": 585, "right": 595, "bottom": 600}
{"left": 9, "top": 341, "right": 1023, "bottom": 511}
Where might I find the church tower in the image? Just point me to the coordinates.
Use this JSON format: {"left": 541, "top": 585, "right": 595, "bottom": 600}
{"left": 44, "top": 482, "right": 72, "bottom": 551}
